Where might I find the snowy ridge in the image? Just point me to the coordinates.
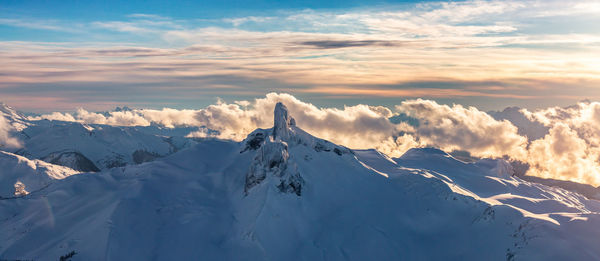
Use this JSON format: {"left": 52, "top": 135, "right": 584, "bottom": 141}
{"left": 0, "top": 103, "right": 599, "bottom": 260}
{"left": 0, "top": 102, "right": 28, "bottom": 132}
{"left": 0, "top": 103, "right": 25, "bottom": 121}
{"left": 0, "top": 151, "right": 79, "bottom": 198}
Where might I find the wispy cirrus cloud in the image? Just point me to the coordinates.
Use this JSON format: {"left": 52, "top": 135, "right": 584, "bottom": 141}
{"left": 297, "top": 40, "right": 405, "bottom": 49}
{"left": 0, "top": 18, "right": 82, "bottom": 32}
{"left": 223, "top": 16, "right": 275, "bottom": 26}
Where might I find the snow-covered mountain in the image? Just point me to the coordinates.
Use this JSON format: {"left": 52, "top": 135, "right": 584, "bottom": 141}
{"left": 1, "top": 103, "right": 599, "bottom": 260}
{"left": 0, "top": 151, "right": 79, "bottom": 199}
{"left": 1, "top": 103, "right": 197, "bottom": 171}
{"left": 0, "top": 102, "right": 27, "bottom": 128}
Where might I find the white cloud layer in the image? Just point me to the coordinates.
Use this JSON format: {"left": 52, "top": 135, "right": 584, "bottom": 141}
{"left": 0, "top": 116, "right": 21, "bottom": 149}
{"left": 395, "top": 99, "right": 528, "bottom": 159}
{"left": 26, "top": 94, "right": 600, "bottom": 187}
{"left": 520, "top": 102, "right": 600, "bottom": 186}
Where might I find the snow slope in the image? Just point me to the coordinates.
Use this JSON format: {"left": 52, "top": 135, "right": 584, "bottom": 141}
{"left": 0, "top": 102, "right": 28, "bottom": 132}
{"left": 1, "top": 103, "right": 599, "bottom": 260}
{"left": 0, "top": 151, "right": 79, "bottom": 198}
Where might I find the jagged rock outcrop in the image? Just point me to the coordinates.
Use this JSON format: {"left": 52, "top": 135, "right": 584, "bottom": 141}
{"left": 13, "top": 181, "right": 28, "bottom": 197}
{"left": 244, "top": 137, "right": 304, "bottom": 196}
{"left": 272, "top": 102, "right": 293, "bottom": 140}
{"left": 132, "top": 149, "right": 161, "bottom": 164}
{"left": 244, "top": 103, "right": 304, "bottom": 196}
{"left": 42, "top": 151, "right": 100, "bottom": 172}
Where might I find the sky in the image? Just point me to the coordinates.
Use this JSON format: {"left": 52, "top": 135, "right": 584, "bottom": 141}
{"left": 1, "top": 0, "right": 600, "bottom": 112}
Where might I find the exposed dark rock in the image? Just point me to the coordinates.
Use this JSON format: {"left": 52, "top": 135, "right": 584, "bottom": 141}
{"left": 314, "top": 142, "right": 331, "bottom": 152}
{"left": 245, "top": 170, "right": 266, "bottom": 193}
{"left": 241, "top": 132, "right": 265, "bottom": 153}
{"left": 277, "top": 173, "right": 304, "bottom": 196}
{"left": 333, "top": 148, "right": 342, "bottom": 156}
{"left": 42, "top": 151, "right": 100, "bottom": 172}
{"left": 101, "top": 154, "right": 127, "bottom": 168}
{"left": 59, "top": 250, "right": 77, "bottom": 261}
{"left": 269, "top": 158, "right": 284, "bottom": 169}
{"left": 132, "top": 150, "right": 162, "bottom": 164}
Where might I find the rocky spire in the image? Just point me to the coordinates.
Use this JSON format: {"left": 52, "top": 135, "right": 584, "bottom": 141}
{"left": 273, "top": 102, "right": 291, "bottom": 140}
{"left": 244, "top": 102, "right": 304, "bottom": 196}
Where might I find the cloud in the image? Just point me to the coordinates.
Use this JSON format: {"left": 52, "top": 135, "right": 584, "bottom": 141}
{"left": 26, "top": 94, "right": 600, "bottom": 186}
{"left": 487, "top": 101, "right": 600, "bottom": 185}
{"left": 92, "top": 21, "right": 156, "bottom": 33}
{"left": 298, "top": 40, "right": 401, "bottom": 49}
{"left": 27, "top": 93, "right": 527, "bottom": 160}
{"left": 224, "top": 16, "right": 274, "bottom": 26}
{"left": 29, "top": 112, "right": 77, "bottom": 122}
{"left": 30, "top": 93, "right": 411, "bottom": 156}
{"left": 0, "top": 116, "right": 21, "bottom": 149}
{"left": 488, "top": 107, "right": 549, "bottom": 141}
{"left": 527, "top": 123, "right": 600, "bottom": 186}
{"left": 92, "top": 14, "right": 182, "bottom": 34}
{"left": 3, "top": 1, "right": 600, "bottom": 111}
{"left": 137, "top": 108, "right": 201, "bottom": 128}
{"left": 395, "top": 99, "right": 528, "bottom": 159}
{"left": 512, "top": 102, "right": 600, "bottom": 185}
{"left": 3, "top": 0, "right": 600, "bottom": 185}
{"left": 0, "top": 18, "right": 78, "bottom": 32}
{"left": 29, "top": 108, "right": 178, "bottom": 127}
{"left": 189, "top": 93, "right": 409, "bottom": 154}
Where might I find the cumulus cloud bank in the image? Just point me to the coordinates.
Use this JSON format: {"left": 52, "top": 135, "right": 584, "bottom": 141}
{"left": 31, "top": 93, "right": 407, "bottom": 153}
{"left": 519, "top": 102, "right": 600, "bottom": 186}
{"left": 396, "top": 99, "right": 528, "bottom": 160}
{"left": 27, "top": 93, "right": 600, "bottom": 186}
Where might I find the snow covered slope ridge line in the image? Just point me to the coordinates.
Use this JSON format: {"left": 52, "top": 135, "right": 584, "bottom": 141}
{"left": 1, "top": 102, "right": 600, "bottom": 260}
{"left": 0, "top": 151, "right": 80, "bottom": 198}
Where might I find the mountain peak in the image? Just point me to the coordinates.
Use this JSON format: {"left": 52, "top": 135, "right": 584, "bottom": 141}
{"left": 273, "top": 102, "right": 294, "bottom": 140}
{"left": 0, "top": 102, "right": 27, "bottom": 129}
{"left": 114, "top": 106, "right": 133, "bottom": 112}
{"left": 244, "top": 102, "right": 304, "bottom": 196}
{"left": 400, "top": 147, "right": 450, "bottom": 158}
{"left": 241, "top": 102, "right": 351, "bottom": 156}
{"left": 242, "top": 102, "right": 353, "bottom": 196}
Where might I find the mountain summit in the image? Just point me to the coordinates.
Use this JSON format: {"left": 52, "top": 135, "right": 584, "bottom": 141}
{"left": 273, "top": 102, "right": 293, "bottom": 140}
{"left": 244, "top": 102, "right": 350, "bottom": 196}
